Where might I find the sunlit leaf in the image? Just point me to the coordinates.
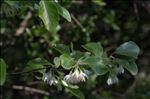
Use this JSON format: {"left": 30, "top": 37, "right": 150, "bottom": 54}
{"left": 55, "top": 3, "right": 71, "bottom": 22}
{"left": 39, "top": 1, "right": 59, "bottom": 32}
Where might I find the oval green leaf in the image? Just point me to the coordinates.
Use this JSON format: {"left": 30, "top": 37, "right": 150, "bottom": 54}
{"left": 115, "top": 41, "right": 140, "bottom": 59}
{"left": 60, "top": 54, "right": 75, "bottom": 70}
{"left": 125, "top": 61, "right": 138, "bottom": 75}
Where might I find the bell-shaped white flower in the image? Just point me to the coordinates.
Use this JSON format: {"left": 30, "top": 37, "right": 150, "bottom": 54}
{"left": 64, "top": 68, "right": 88, "bottom": 84}
{"left": 107, "top": 76, "right": 119, "bottom": 85}
{"left": 42, "top": 71, "right": 58, "bottom": 86}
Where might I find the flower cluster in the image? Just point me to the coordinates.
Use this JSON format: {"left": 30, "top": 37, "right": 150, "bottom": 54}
{"left": 42, "top": 71, "right": 58, "bottom": 86}
{"left": 107, "top": 76, "right": 119, "bottom": 85}
{"left": 64, "top": 68, "right": 88, "bottom": 84}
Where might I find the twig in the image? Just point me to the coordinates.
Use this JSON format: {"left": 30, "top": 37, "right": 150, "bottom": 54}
{"left": 15, "top": 11, "right": 32, "bottom": 36}
{"left": 9, "top": 66, "right": 51, "bottom": 75}
{"left": 133, "top": 0, "right": 140, "bottom": 21}
{"left": 71, "top": 14, "right": 86, "bottom": 32}
{"left": 12, "top": 85, "right": 50, "bottom": 96}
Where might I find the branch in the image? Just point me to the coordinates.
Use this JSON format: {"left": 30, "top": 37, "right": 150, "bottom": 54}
{"left": 15, "top": 11, "right": 32, "bottom": 36}
{"left": 71, "top": 14, "right": 86, "bottom": 32}
{"left": 9, "top": 66, "right": 51, "bottom": 75}
{"left": 12, "top": 85, "right": 50, "bottom": 96}
{"left": 133, "top": 0, "right": 140, "bottom": 21}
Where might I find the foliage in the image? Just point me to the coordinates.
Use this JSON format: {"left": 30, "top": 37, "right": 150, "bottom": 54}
{"left": 0, "top": 0, "right": 150, "bottom": 99}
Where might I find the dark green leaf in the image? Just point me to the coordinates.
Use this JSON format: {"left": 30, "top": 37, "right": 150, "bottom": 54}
{"left": 70, "top": 51, "right": 85, "bottom": 61}
{"left": 60, "top": 54, "right": 75, "bottom": 70}
{"left": 125, "top": 61, "right": 138, "bottom": 75}
{"left": 115, "top": 41, "right": 140, "bottom": 59}
{"left": 67, "top": 88, "right": 85, "bottom": 99}
{"left": 24, "top": 58, "right": 51, "bottom": 74}
{"left": 82, "top": 56, "right": 101, "bottom": 66}
{"left": 54, "top": 44, "right": 70, "bottom": 55}
{"left": 114, "top": 59, "right": 129, "bottom": 67}
{"left": 92, "top": 64, "right": 108, "bottom": 75}
{"left": 82, "top": 42, "right": 103, "bottom": 56}
{"left": 0, "top": 58, "right": 7, "bottom": 85}
{"left": 39, "top": 1, "right": 59, "bottom": 32}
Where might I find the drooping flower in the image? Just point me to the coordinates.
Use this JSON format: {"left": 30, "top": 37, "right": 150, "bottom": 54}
{"left": 42, "top": 71, "right": 58, "bottom": 86}
{"left": 107, "top": 76, "right": 119, "bottom": 85}
{"left": 64, "top": 68, "right": 88, "bottom": 84}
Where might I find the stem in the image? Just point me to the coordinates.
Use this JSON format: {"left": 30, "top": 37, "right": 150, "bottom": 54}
{"left": 9, "top": 66, "right": 51, "bottom": 75}
{"left": 12, "top": 85, "right": 50, "bottom": 96}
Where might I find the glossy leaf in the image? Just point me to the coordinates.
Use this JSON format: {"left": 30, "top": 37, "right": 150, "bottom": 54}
{"left": 115, "top": 41, "right": 140, "bottom": 59}
{"left": 60, "top": 54, "right": 75, "bottom": 70}
{"left": 82, "top": 42, "right": 103, "bottom": 56}
{"left": 39, "top": 1, "right": 59, "bottom": 32}
{"left": 0, "top": 58, "right": 7, "bottom": 85}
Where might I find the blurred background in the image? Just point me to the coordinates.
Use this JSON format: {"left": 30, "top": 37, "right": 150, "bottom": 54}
{"left": 0, "top": 0, "right": 150, "bottom": 99}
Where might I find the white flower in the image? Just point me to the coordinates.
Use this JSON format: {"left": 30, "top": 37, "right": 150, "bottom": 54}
{"left": 42, "top": 72, "right": 58, "bottom": 86}
{"left": 107, "top": 76, "right": 119, "bottom": 85}
{"left": 64, "top": 69, "right": 88, "bottom": 84}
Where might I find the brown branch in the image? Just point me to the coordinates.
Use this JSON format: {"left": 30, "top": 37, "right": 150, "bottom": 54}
{"left": 12, "top": 85, "right": 50, "bottom": 96}
{"left": 15, "top": 11, "right": 32, "bottom": 36}
{"left": 9, "top": 65, "right": 53, "bottom": 75}
{"left": 71, "top": 14, "right": 86, "bottom": 32}
{"left": 133, "top": 0, "right": 140, "bottom": 21}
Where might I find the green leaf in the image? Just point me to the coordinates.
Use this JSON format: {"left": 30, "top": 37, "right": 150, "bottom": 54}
{"left": 67, "top": 88, "right": 85, "bottom": 99}
{"left": 0, "top": 58, "right": 7, "bottom": 85}
{"left": 54, "top": 3, "right": 71, "bottom": 22}
{"left": 24, "top": 58, "right": 51, "bottom": 74}
{"left": 39, "top": 1, "right": 59, "bottom": 32}
{"left": 81, "top": 56, "right": 108, "bottom": 75}
{"left": 125, "top": 61, "right": 138, "bottom": 75}
{"left": 115, "top": 41, "right": 140, "bottom": 59}
{"left": 114, "top": 59, "right": 129, "bottom": 67}
{"left": 70, "top": 51, "right": 85, "bottom": 61}
{"left": 82, "top": 56, "right": 101, "bottom": 66}
{"left": 53, "top": 57, "right": 60, "bottom": 68}
{"left": 82, "top": 42, "right": 103, "bottom": 56}
{"left": 92, "top": 64, "right": 108, "bottom": 75}
{"left": 60, "top": 54, "right": 75, "bottom": 70}
{"left": 54, "top": 44, "right": 70, "bottom": 55}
